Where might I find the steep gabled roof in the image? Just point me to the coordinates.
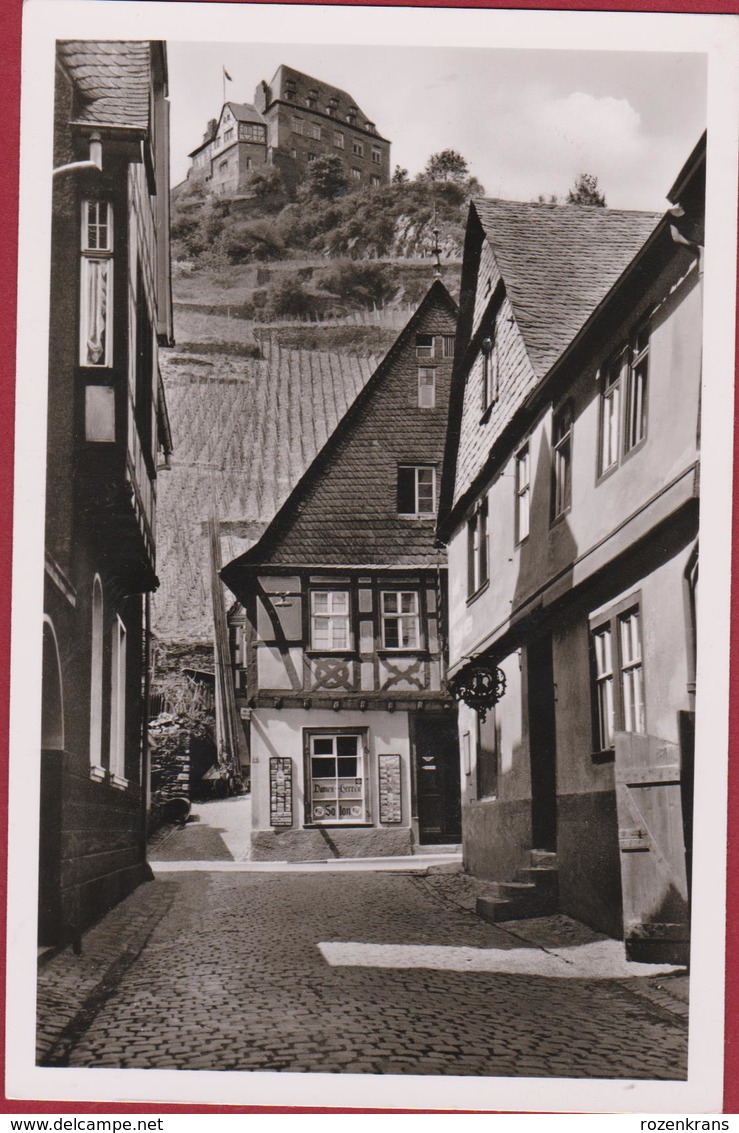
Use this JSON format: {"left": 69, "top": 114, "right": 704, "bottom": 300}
{"left": 58, "top": 41, "right": 153, "bottom": 131}
{"left": 473, "top": 199, "right": 661, "bottom": 378}
{"left": 154, "top": 341, "right": 378, "bottom": 643}
{"left": 225, "top": 101, "right": 267, "bottom": 125}
{"left": 263, "top": 65, "right": 389, "bottom": 141}
{"left": 221, "top": 280, "right": 458, "bottom": 585}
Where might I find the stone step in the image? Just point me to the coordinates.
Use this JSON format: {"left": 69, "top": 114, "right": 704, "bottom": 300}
{"left": 516, "top": 866, "right": 559, "bottom": 892}
{"left": 476, "top": 889, "right": 559, "bottom": 924}
{"left": 485, "top": 880, "right": 537, "bottom": 900}
{"left": 530, "top": 849, "right": 557, "bottom": 867}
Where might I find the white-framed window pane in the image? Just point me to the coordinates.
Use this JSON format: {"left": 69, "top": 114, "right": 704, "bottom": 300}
{"left": 601, "top": 382, "right": 620, "bottom": 471}
{"left": 382, "top": 591, "right": 419, "bottom": 649}
{"left": 311, "top": 591, "right": 350, "bottom": 650}
{"left": 516, "top": 446, "right": 530, "bottom": 541}
{"left": 620, "top": 611, "right": 645, "bottom": 733}
{"left": 109, "top": 616, "right": 126, "bottom": 778}
{"left": 593, "top": 626, "right": 614, "bottom": 750}
{"left": 416, "top": 334, "right": 434, "bottom": 359}
{"left": 416, "top": 468, "right": 435, "bottom": 513}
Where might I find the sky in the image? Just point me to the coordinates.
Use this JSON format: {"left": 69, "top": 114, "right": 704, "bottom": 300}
{"left": 167, "top": 42, "right": 706, "bottom": 211}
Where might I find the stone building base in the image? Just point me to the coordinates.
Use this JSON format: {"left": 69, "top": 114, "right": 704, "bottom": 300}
{"left": 251, "top": 826, "right": 413, "bottom": 861}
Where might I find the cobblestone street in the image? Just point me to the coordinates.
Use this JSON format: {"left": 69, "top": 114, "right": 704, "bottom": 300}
{"left": 37, "top": 866, "right": 688, "bottom": 1079}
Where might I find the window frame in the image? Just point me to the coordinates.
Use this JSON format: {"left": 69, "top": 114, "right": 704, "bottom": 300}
{"left": 309, "top": 589, "right": 352, "bottom": 652}
{"left": 380, "top": 590, "right": 421, "bottom": 651}
{"left": 589, "top": 595, "right": 646, "bottom": 759}
{"left": 515, "top": 442, "right": 531, "bottom": 544}
{"left": 89, "top": 576, "right": 105, "bottom": 779}
{"left": 597, "top": 322, "right": 651, "bottom": 481}
{"left": 476, "top": 706, "right": 499, "bottom": 799}
{"left": 397, "top": 464, "right": 437, "bottom": 517}
{"left": 352, "top": 140, "right": 365, "bottom": 158}
{"left": 304, "top": 728, "right": 370, "bottom": 825}
{"left": 333, "top": 130, "right": 345, "bottom": 149}
{"left": 80, "top": 199, "right": 114, "bottom": 369}
{"left": 551, "top": 402, "right": 573, "bottom": 522}
{"left": 467, "top": 498, "right": 489, "bottom": 600}
{"left": 418, "top": 367, "right": 436, "bottom": 409}
{"left": 416, "top": 333, "right": 435, "bottom": 359}
{"left": 442, "top": 335, "right": 456, "bottom": 359}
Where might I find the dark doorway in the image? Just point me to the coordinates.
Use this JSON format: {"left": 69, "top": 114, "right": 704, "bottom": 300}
{"left": 527, "top": 635, "right": 557, "bottom": 851}
{"left": 413, "top": 715, "right": 461, "bottom": 844}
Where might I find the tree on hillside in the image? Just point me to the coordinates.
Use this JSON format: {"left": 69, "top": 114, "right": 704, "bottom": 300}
{"left": 299, "top": 154, "right": 348, "bottom": 201}
{"left": 419, "top": 149, "right": 471, "bottom": 184}
{"left": 567, "top": 173, "right": 606, "bottom": 207}
{"left": 392, "top": 165, "right": 409, "bottom": 184}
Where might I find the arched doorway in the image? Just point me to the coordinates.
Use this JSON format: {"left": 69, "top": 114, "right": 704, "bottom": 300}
{"left": 39, "top": 617, "right": 65, "bottom": 944}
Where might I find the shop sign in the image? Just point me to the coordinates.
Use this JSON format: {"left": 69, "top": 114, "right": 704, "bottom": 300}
{"left": 379, "top": 753, "right": 402, "bottom": 824}
{"left": 269, "top": 756, "right": 293, "bottom": 827}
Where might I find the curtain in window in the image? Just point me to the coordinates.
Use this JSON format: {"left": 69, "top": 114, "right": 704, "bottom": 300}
{"left": 84, "top": 258, "right": 109, "bottom": 366}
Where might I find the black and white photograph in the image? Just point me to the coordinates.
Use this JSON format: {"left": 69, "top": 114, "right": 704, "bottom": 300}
{"left": 7, "top": 0, "right": 739, "bottom": 1113}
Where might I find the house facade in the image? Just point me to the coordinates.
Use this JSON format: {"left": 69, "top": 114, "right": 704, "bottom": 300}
{"left": 187, "top": 65, "right": 391, "bottom": 196}
{"left": 221, "top": 282, "right": 459, "bottom": 860}
{"left": 40, "top": 41, "right": 173, "bottom": 945}
{"left": 437, "top": 137, "right": 705, "bottom": 963}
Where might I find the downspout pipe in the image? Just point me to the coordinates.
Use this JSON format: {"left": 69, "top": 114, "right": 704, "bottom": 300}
{"left": 53, "top": 132, "right": 102, "bottom": 176}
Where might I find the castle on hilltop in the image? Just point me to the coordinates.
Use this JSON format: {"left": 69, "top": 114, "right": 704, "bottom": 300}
{"left": 187, "top": 64, "right": 392, "bottom": 197}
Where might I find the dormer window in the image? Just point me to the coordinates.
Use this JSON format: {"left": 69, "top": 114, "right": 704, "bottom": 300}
{"left": 366, "top": 122, "right": 376, "bottom": 134}
{"left": 80, "top": 200, "right": 113, "bottom": 368}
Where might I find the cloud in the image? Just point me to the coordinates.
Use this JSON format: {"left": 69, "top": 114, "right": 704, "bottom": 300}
{"left": 538, "top": 91, "right": 643, "bottom": 166}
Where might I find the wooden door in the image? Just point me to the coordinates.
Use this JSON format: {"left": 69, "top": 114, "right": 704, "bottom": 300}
{"left": 414, "top": 716, "right": 461, "bottom": 844}
{"left": 614, "top": 731, "right": 690, "bottom": 964}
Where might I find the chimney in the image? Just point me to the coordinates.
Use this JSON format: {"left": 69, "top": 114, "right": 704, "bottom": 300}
{"left": 253, "top": 81, "right": 271, "bottom": 114}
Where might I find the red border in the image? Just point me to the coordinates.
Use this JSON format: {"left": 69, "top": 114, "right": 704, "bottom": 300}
{"left": 2, "top": 0, "right": 738, "bottom": 1115}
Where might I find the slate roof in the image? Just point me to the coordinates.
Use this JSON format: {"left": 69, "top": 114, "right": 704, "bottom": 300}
{"left": 57, "top": 41, "right": 152, "bottom": 131}
{"left": 264, "top": 65, "right": 387, "bottom": 139}
{"left": 153, "top": 339, "right": 378, "bottom": 643}
{"left": 473, "top": 199, "right": 661, "bottom": 378}
{"left": 221, "top": 281, "right": 458, "bottom": 583}
{"left": 225, "top": 101, "right": 266, "bottom": 126}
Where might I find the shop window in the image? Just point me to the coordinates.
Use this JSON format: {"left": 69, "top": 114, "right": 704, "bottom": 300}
{"left": 306, "top": 732, "right": 368, "bottom": 823}
{"left": 80, "top": 200, "right": 113, "bottom": 368}
{"left": 515, "top": 443, "right": 530, "bottom": 543}
{"left": 381, "top": 591, "right": 420, "bottom": 649}
{"left": 551, "top": 403, "right": 573, "bottom": 520}
{"left": 418, "top": 368, "right": 436, "bottom": 408}
{"left": 590, "top": 599, "right": 645, "bottom": 755}
{"left": 310, "top": 590, "right": 351, "bottom": 651}
{"left": 467, "top": 499, "right": 488, "bottom": 597}
{"left": 397, "top": 465, "right": 436, "bottom": 516}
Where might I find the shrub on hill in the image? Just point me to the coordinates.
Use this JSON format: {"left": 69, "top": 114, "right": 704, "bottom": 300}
{"left": 315, "top": 260, "right": 399, "bottom": 307}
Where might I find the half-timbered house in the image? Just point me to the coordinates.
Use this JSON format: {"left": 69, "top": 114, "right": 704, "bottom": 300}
{"left": 221, "top": 281, "right": 460, "bottom": 859}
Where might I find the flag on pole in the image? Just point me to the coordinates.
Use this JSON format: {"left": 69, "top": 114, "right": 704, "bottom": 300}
{"left": 223, "top": 67, "right": 233, "bottom": 81}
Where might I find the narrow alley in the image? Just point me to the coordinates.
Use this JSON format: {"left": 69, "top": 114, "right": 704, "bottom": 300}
{"left": 37, "top": 804, "right": 688, "bottom": 1080}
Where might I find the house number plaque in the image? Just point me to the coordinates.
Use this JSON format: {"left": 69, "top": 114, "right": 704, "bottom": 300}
{"left": 378, "top": 753, "right": 402, "bottom": 824}
{"left": 270, "top": 757, "right": 293, "bottom": 827}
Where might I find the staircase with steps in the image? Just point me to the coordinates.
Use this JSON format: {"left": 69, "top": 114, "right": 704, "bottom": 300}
{"left": 476, "top": 849, "right": 559, "bottom": 924}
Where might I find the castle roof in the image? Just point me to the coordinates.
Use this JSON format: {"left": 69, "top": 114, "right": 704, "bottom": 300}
{"left": 471, "top": 198, "right": 661, "bottom": 379}
{"left": 262, "top": 64, "right": 388, "bottom": 140}
{"left": 224, "top": 101, "right": 267, "bottom": 125}
{"left": 58, "top": 40, "right": 155, "bottom": 131}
